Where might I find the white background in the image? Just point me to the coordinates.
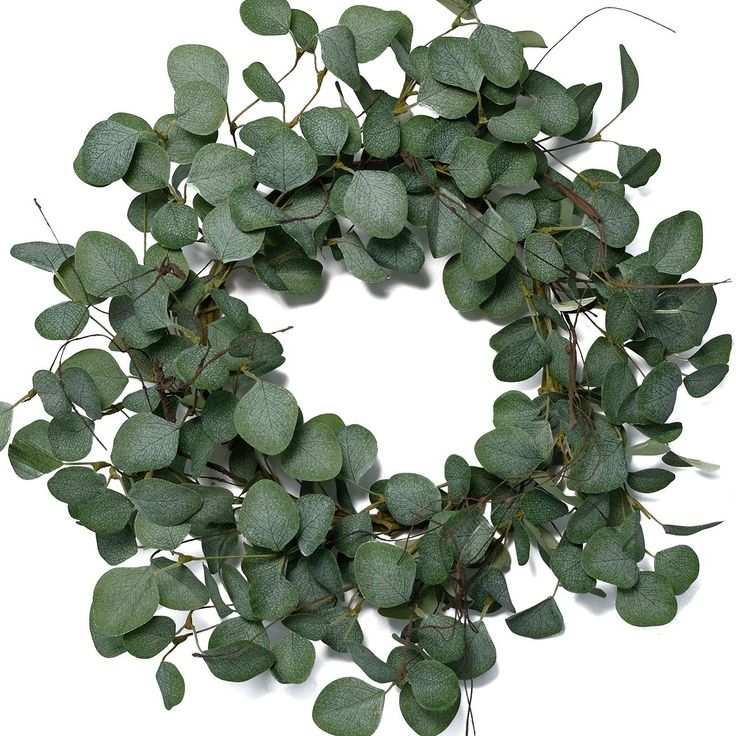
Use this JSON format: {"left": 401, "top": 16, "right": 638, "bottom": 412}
{"left": 1, "top": 1, "right": 734, "bottom": 734}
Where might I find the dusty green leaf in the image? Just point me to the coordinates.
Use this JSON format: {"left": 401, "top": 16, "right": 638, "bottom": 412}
{"left": 233, "top": 381, "right": 299, "bottom": 455}
{"left": 238, "top": 479, "right": 299, "bottom": 551}
{"left": 506, "top": 597, "right": 564, "bottom": 639}
{"left": 91, "top": 566, "right": 159, "bottom": 637}
{"left": 344, "top": 171, "right": 408, "bottom": 239}
{"left": 616, "top": 571, "right": 677, "bottom": 627}
{"left": 354, "top": 541, "right": 416, "bottom": 607}
{"left": 240, "top": 0, "right": 292, "bottom": 36}
{"left": 313, "top": 677, "right": 385, "bottom": 736}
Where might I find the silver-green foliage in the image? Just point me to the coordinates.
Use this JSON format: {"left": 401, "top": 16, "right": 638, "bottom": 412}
{"left": 2, "top": 2, "right": 729, "bottom": 735}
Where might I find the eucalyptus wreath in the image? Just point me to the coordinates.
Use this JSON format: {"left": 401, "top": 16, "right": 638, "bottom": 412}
{"left": 2, "top": 1, "right": 731, "bottom": 734}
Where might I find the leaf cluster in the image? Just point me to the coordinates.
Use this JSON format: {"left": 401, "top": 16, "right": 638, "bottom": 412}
{"left": 2, "top": 1, "right": 730, "bottom": 735}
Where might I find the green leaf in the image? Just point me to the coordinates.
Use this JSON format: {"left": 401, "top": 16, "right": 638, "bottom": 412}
{"left": 346, "top": 642, "right": 399, "bottom": 684}
{"left": 34, "top": 301, "right": 89, "bottom": 340}
{"left": 272, "top": 630, "right": 316, "bottom": 684}
{"left": 298, "top": 494, "right": 336, "bottom": 556}
{"left": 243, "top": 61, "right": 284, "bottom": 104}
{"left": 648, "top": 211, "right": 703, "bottom": 275}
{"left": 583, "top": 189, "right": 639, "bottom": 248}
{"left": 635, "top": 361, "right": 682, "bottom": 425}
{"left": 123, "top": 616, "right": 175, "bottom": 659}
{"left": 335, "top": 513, "right": 373, "bottom": 558}
{"left": 75, "top": 231, "right": 138, "bottom": 299}
{"left": 429, "top": 37, "right": 484, "bottom": 92}
{"left": 189, "top": 143, "right": 256, "bottom": 205}
{"left": 338, "top": 424, "right": 378, "bottom": 484}
{"left": 684, "top": 365, "right": 729, "bottom": 398}
{"left": 156, "top": 661, "right": 185, "bottom": 710}
{"left": 291, "top": 9, "right": 319, "bottom": 53}
{"left": 493, "top": 330, "right": 549, "bottom": 382}
{"left": 0, "top": 402, "right": 13, "bottom": 452}
{"left": 400, "top": 684, "right": 459, "bottom": 736}
{"left": 506, "top": 597, "right": 564, "bottom": 639}
{"left": 240, "top": 0, "right": 292, "bottom": 36}
{"left": 339, "top": 6, "right": 403, "bottom": 63}
{"left": 520, "top": 488, "right": 568, "bottom": 524}
{"left": 384, "top": 473, "right": 442, "bottom": 526}
{"left": 367, "top": 229, "right": 425, "bottom": 274}
{"left": 128, "top": 479, "right": 202, "bottom": 526}
{"left": 566, "top": 495, "right": 609, "bottom": 544}
{"left": 475, "top": 424, "right": 553, "bottom": 481}
{"left": 487, "top": 108, "right": 540, "bottom": 144}
{"left": 200, "top": 640, "right": 275, "bottom": 682}
{"left": 618, "top": 145, "right": 661, "bottom": 188}
{"left": 254, "top": 245, "right": 323, "bottom": 295}
{"left": 238, "top": 479, "right": 299, "bottom": 551}
{"left": 354, "top": 541, "right": 417, "bottom": 607}
{"left": 689, "top": 334, "right": 732, "bottom": 369}
{"left": 363, "top": 95, "right": 401, "bottom": 160}
{"left": 523, "top": 71, "right": 579, "bottom": 136}
{"left": 443, "top": 254, "right": 495, "bottom": 312}
{"left": 434, "top": 0, "right": 480, "bottom": 19}
{"left": 566, "top": 412, "right": 629, "bottom": 495}
{"left": 91, "top": 566, "right": 159, "bottom": 637}
{"left": 48, "top": 413, "right": 94, "bottom": 461}
{"left": 461, "top": 207, "right": 517, "bottom": 281}
{"left": 344, "top": 171, "right": 408, "bottom": 239}
{"left": 662, "top": 521, "right": 722, "bottom": 537}
{"left": 300, "top": 106, "right": 350, "bottom": 156}
{"left": 8, "top": 420, "right": 62, "bottom": 480}
{"left": 151, "top": 202, "right": 199, "bottom": 249}
{"left": 524, "top": 233, "right": 565, "bottom": 283}
{"left": 427, "top": 187, "right": 468, "bottom": 257}
{"left": 167, "top": 44, "right": 229, "bottom": 97}
{"left": 468, "top": 567, "right": 515, "bottom": 612}
{"left": 282, "top": 417, "right": 343, "bottom": 481}
{"left": 110, "top": 414, "right": 180, "bottom": 474}
{"left": 319, "top": 26, "right": 361, "bottom": 91}
{"left": 449, "top": 137, "right": 495, "bottom": 198}
{"left": 581, "top": 527, "right": 639, "bottom": 588}
{"left": 471, "top": 24, "right": 524, "bottom": 88}
{"left": 203, "top": 204, "right": 265, "bottom": 263}
{"left": 488, "top": 143, "right": 537, "bottom": 187}
{"left": 74, "top": 119, "right": 139, "bottom": 187}
{"left": 32, "top": 370, "right": 69, "bottom": 417}
{"left": 135, "top": 515, "right": 189, "bottom": 550}
{"left": 71, "top": 492, "right": 130, "bottom": 536}
{"left": 549, "top": 541, "right": 596, "bottom": 593}
{"left": 337, "top": 233, "right": 389, "bottom": 284}
{"left": 11, "top": 241, "right": 74, "bottom": 272}
{"left": 655, "top": 545, "right": 699, "bottom": 595}
{"left": 47, "top": 466, "right": 104, "bottom": 505}
{"left": 313, "top": 677, "right": 385, "bottom": 736}
{"left": 174, "top": 81, "right": 227, "bottom": 136}
{"left": 152, "top": 558, "right": 209, "bottom": 611}
{"left": 123, "top": 140, "right": 170, "bottom": 193}
{"left": 229, "top": 186, "right": 284, "bottom": 231}
{"left": 626, "top": 468, "right": 675, "bottom": 494}
{"left": 418, "top": 614, "right": 466, "bottom": 663}
{"left": 619, "top": 45, "right": 639, "bottom": 112}
{"left": 253, "top": 127, "right": 318, "bottom": 192}
{"left": 450, "top": 620, "right": 496, "bottom": 678}
{"left": 616, "top": 571, "right": 677, "bottom": 627}
{"left": 233, "top": 380, "right": 299, "bottom": 455}
{"left": 515, "top": 30, "right": 547, "bottom": 48}
{"left": 407, "top": 660, "right": 460, "bottom": 713}
{"left": 415, "top": 52, "right": 477, "bottom": 120}
{"left": 605, "top": 291, "right": 638, "bottom": 345}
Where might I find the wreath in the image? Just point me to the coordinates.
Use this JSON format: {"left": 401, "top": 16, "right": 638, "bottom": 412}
{"left": 1, "top": 1, "right": 730, "bottom": 735}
